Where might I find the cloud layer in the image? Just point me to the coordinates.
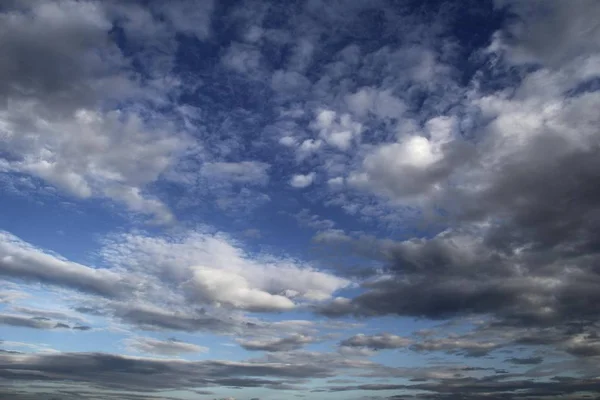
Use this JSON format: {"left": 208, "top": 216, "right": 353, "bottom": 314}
{"left": 1, "top": 0, "right": 600, "bottom": 399}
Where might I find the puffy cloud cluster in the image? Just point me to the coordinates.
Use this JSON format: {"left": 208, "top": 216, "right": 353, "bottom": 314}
{"left": 1, "top": 228, "right": 349, "bottom": 330}
{"left": 315, "top": 0, "right": 600, "bottom": 349}
{"left": 0, "top": 1, "right": 198, "bottom": 223}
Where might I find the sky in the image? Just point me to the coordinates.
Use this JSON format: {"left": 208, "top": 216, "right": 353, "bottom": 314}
{"left": 1, "top": 0, "right": 600, "bottom": 399}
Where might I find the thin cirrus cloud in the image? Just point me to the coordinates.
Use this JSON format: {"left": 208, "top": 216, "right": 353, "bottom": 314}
{"left": 1, "top": 1, "right": 600, "bottom": 399}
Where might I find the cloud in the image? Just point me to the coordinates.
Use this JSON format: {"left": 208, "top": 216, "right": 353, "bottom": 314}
{"left": 114, "top": 304, "right": 238, "bottom": 334}
{"left": 200, "top": 161, "right": 270, "bottom": 185}
{"left": 506, "top": 356, "right": 544, "bottom": 365}
{"left": 325, "top": 383, "right": 408, "bottom": 392}
{"left": 311, "top": 109, "right": 362, "bottom": 151}
{"left": 0, "top": 231, "right": 126, "bottom": 298}
{"left": 238, "top": 335, "right": 315, "bottom": 352}
{"left": 292, "top": 209, "right": 335, "bottom": 230}
{"left": 290, "top": 172, "right": 316, "bottom": 188}
{"left": 411, "top": 337, "right": 501, "bottom": 358}
{"left": 101, "top": 230, "right": 349, "bottom": 312}
{"left": 345, "top": 87, "right": 405, "bottom": 119}
{"left": 493, "top": 0, "right": 600, "bottom": 68}
{"left": 563, "top": 333, "right": 600, "bottom": 358}
{"left": 188, "top": 266, "right": 296, "bottom": 312}
{"left": 125, "top": 337, "right": 208, "bottom": 356}
{"left": 10, "top": 306, "right": 86, "bottom": 324}
{"left": 153, "top": 0, "right": 215, "bottom": 41}
{"left": 0, "top": 1, "right": 188, "bottom": 223}
{"left": 0, "top": 351, "right": 333, "bottom": 392}
{"left": 242, "top": 228, "right": 262, "bottom": 239}
{"left": 73, "top": 325, "right": 92, "bottom": 331}
{"left": 0, "top": 313, "right": 59, "bottom": 330}
{"left": 0, "top": 226, "right": 350, "bottom": 338}
{"left": 221, "top": 42, "right": 264, "bottom": 76}
{"left": 347, "top": 116, "right": 465, "bottom": 202}
{"left": 2, "top": 1, "right": 600, "bottom": 398}
{"left": 339, "top": 333, "right": 413, "bottom": 350}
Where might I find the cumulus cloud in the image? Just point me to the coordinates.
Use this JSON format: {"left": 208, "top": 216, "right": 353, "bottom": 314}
{"left": 100, "top": 230, "right": 349, "bottom": 312}
{"left": 0, "top": 1, "right": 190, "bottom": 223}
{"left": 311, "top": 109, "right": 363, "bottom": 151}
{"left": 187, "top": 266, "right": 296, "bottom": 311}
{"left": 289, "top": 172, "right": 316, "bottom": 188}
{"left": 345, "top": 87, "right": 405, "bottom": 119}
{"left": 347, "top": 116, "right": 464, "bottom": 202}
{"left": 0, "top": 227, "right": 349, "bottom": 339}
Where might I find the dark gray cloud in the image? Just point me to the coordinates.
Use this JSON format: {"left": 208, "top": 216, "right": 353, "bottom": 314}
{"left": 312, "top": 0, "right": 600, "bottom": 353}
{"left": 0, "top": 0, "right": 119, "bottom": 109}
{"left": 325, "top": 383, "right": 408, "bottom": 392}
{"left": 73, "top": 325, "right": 92, "bottom": 331}
{"left": 11, "top": 306, "right": 86, "bottom": 323}
{"left": 506, "top": 356, "right": 544, "bottom": 365}
{"left": 0, "top": 388, "right": 185, "bottom": 400}
{"left": 322, "top": 376, "right": 600, "bottom": 399}
{"left": 0, "top": 351, "right": 332, "bottom": 392}
{"left": 238, "top": 334, "right": 316, "bottom": 352}
{"left": 340, "top": 333, "right": 412, "bottom": 350}
{"left": 339, "top": 332, "right": 503, "bottom": 357}
{"left": 0, "top": 231, "right": 127, "bottom": 298}
{"left": 0, "top": 313, "right": 64, "bottom": 330}
{"left": 410, "top": 338, "right": 501, "bottom": 358}
{"left": 114, "top": 305, "right": 244, "bottom": 334}
{"left": 0, "top": 312, "right": 94, "bottom": 333}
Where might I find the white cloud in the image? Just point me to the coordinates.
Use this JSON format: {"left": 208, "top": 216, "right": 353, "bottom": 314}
{"left": 188, "top": 266, "right": 295, "bottom": 311}
{"left": 345, "top": 87, "right": 406, "bottom": 119}
{"left": 327, "top": 177, "right": 345, "bottom": 189}
{"left": 296, "top": 139, "right": 323, "bottom": 160}
{"left": 293, "top": 209, "right": 335, "bottom": 230}
{"left": 348, "top": 136, "right": 441, "bottom": 199}
{"left": 279, "top": 136, "right": 297, "bottom": 147}
{"left": 290, "top": 172, "right": 316, "bottom": 188}
{"left": 0, "top": 1, "right": 188, "bottom": 223}
{"left": 0, "top": 108, "right": 182, "bottom": 223}
{"left": 312, "top": 109, "right": 362, "bottom": 151}
{"left": 271, "top": 70, "right": 311, "bottom": 92}
{"left": 221, "top": 42, "right": 263, "bottom": 76}
{"left": 346, "top": 116, "right": 458, "bottom": 202}
{"left": 100, "top": 230, "right": 350, "bottom": 311}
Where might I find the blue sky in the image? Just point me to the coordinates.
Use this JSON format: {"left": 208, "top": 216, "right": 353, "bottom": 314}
{"left": 1, "top": 1, "right": 600, "bottom": 399}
